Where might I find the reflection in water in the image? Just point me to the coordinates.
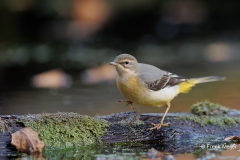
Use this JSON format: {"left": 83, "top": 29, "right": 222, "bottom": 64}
{"left": 14, "top": 141, "right": 240, "bottom": 160}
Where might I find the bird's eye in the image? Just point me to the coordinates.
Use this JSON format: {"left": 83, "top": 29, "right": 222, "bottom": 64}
{"left": 125, "top": 61, "right": 129, "bottom": 64}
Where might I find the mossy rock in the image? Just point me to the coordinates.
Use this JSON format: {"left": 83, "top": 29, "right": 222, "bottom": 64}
{"left": 185, "top": 115, "right": 240, "bottom": 129}
{"left": 186, "top": 100, "right": 240, "bottom": 128}
{"left": 191, "top": 100, "right": 229, "bottom": 116}
{"left": 16, "top": 112, "right": 110, "bottom": 149}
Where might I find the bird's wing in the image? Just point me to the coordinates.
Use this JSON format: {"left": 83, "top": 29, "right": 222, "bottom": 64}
{"left": 138, "top": 63, "right": 187, "bottom": 91}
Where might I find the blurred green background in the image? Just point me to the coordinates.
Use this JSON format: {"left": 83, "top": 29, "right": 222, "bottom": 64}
{"left": 0, "top": 0, "right": 239, "bottom": 115}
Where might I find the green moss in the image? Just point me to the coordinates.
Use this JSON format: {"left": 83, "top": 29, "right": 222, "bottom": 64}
{"left": 16, "top": 112, "right": 110, "bottom": 149}
{"left": 182, "top": 101, "right": 240, "bottom": 128}
{"left": 0, "top": 119, "right": 10, "bottom": 132}
{"left": 185, "top": 115, "right": 240, "bottom": 128}
{"left": 0, "top": 119, "right": 6, "bottom": 132}
{"left": 133, "top": 119, "right": 144, "bottom": 126}
{"left": 191, "top": 100, "right": 229, "bottom": 116}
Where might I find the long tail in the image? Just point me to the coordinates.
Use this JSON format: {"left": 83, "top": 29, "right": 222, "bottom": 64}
{"left": 179, "top": 76, "right": 225, "bottom": 93}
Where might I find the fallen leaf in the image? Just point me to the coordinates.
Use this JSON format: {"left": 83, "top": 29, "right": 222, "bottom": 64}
{"left": 224, "top": 136, "right": 240, "bottom": 143}
{"left": 11, "top": 127, "right": 45, "bottom": 153}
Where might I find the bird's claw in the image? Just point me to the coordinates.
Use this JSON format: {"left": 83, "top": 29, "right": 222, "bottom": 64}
{"left": 149, "top": 122, "right": 170, "bottom": 130}
{"left": 116, "top": 100, "right": 137, "bottom": 111}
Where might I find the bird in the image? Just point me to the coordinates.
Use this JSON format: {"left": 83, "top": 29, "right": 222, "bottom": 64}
{"left": 109, "top": 54, "right": 225, "bottom": 130}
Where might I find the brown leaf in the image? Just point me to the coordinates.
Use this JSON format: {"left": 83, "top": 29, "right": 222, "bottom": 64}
{"left": 224, "top": 136, "right": 240, "bottom": 143}
{"left": 11, "top": 127, "right": 45, "bottom": 153}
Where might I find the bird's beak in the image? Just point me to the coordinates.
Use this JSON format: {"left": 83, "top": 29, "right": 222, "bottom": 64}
{"left": 109, "top": 62, "right": 117, "bottom": 66}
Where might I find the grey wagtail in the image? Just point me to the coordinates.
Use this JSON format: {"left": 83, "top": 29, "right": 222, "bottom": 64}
{"left": 109, "top": 54, "right": 225, "bottom": 130}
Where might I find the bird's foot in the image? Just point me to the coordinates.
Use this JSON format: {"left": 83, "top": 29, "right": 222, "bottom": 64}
{"left": 149, "top": 122, "right": 170, "bottom": 130}
{"left": 117, "top": 100, "right": 137, "bottom": 111}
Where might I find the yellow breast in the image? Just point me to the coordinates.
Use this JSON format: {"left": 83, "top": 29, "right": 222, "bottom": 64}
{"left": 116, "top": 76, "right": 170, "bottom": 107}
{"left": 116, "top": 76, "right": 141, "bottom": 103}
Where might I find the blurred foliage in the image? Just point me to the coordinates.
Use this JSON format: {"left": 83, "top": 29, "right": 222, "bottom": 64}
{"left": 0, "top": 0, "right": 240, "bottom": 85}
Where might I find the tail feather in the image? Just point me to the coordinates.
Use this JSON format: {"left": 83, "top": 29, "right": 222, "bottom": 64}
{"left": 191, "top": 76, "right": 225, "bottom": 84}
{"left": 179, "top": 76, "right": 225, "bottom": 93}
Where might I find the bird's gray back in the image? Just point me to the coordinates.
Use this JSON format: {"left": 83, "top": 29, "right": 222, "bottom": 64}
{"left": 138, "top": 63, "right": 167, "bottom": 83}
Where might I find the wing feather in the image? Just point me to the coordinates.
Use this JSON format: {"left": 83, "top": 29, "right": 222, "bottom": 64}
{"left": 146, "top": 75, "right": 186, "bottom": 91}
{"left": 138, "top": 63, "right": 187, "bottom": 91}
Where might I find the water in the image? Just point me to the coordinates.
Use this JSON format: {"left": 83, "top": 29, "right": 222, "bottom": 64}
{"left": 1, "top": 63, "right": 239, "bottom": 116}
{"left": 13, "top": 141, "right": 240, "bottom": 160}
{"left": 0, "top": 63, "right": 240, "bottom": 160}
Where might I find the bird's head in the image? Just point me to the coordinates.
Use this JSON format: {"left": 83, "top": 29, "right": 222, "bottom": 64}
{"left": 109, "top": 54, "right": 139, "bottom": 76}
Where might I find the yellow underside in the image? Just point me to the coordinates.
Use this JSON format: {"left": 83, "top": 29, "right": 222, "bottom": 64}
{"left": 117, "top": 77, "right": 196, "bottom": 107}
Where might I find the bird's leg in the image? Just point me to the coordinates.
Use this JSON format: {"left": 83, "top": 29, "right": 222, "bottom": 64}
{"left": 150, "top": 103, "right": 171, "bottom": 130}
{"left": 117, "top": 100, "right": 137, "bottom": 111}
